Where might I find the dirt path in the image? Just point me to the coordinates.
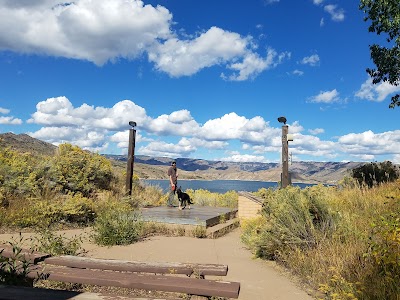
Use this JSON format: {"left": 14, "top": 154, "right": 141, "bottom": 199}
{"left": 0, "top": 228, "right": 315, "bottom": 300}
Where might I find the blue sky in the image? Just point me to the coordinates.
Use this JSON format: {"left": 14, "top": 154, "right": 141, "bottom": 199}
{"left": 0, "top": 0, "right": 399, "bottom": 164}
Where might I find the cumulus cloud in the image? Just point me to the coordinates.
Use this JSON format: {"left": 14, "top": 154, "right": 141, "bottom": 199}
{"left": 147, "top": 110, "right": 200, "bottom": 136}
{"left": 24, "top": 96, "right": 400, "bottom": 163}
{"left": 0, "top": 116, "right": 23, "bottom": 125}
{"left": 28, "top": 97, "right": 151, "bottom": 130}
{"left": 0, "top": 107, "right": 23, "bottom": 125}
{"left": 308, "top": 89, "right": 340, "bottom": 103}
{"left": 309, "top": 128, "right": 325, "bottom": 135}
{"left": 198, "top": 113, "right": 278, "bottom": 144}
{"left": 355, "top": 77, "right": 400, "bottom": 102}
{"left": 336, "top": 130, "right": 400, "bottom": 162}
{"left": 138, "top": 139, "right": 196, "bottom": 158}
{"left": 291, "top": 134, "right": 338, "bottom": 159}
{"left": 0, "top": 0, "right": 287, "bottom": 80}
{"left": 0, "top": 107, "right": 10, "bottom": 114}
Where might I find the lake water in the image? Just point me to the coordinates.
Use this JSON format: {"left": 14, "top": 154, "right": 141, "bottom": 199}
{"left": 141, "top": 179, "right": 316, "bottom": 194}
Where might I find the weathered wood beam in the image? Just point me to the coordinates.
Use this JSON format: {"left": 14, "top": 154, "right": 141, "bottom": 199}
{"left": 28, "top": 265, "right": 240, "bottom": 299}
{"left": 44, "top": 255, "right": 228, "bottom": 276}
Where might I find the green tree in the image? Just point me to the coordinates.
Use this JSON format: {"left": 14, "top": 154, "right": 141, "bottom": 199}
{"left": 351, "top": 161, "right": 399, "bottom": 188}
{"left": 360, "top": 0, "right": 400, "bottom": 108}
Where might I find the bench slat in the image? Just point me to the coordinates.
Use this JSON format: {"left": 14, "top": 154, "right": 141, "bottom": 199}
{"left": 28, "top": 265, "right": 240, "bottom": 299}
{"left": 44, "top": 255, "right": 228, "bottom": 276}
{"left": 0, "top": 244, "right": 51, "bottom": 264}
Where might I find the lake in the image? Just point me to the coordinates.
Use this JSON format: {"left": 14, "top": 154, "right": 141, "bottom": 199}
{"left": 141, "top": 179, "right": 317, "bottom": 194}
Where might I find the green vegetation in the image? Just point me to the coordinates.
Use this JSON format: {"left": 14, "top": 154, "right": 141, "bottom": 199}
{"left": 351, "top": 161, "right": 399, "bottom": 188}
{"left": 2, "top": 142, "right": 399, "bottom": 299}
{"left": 0, "top": 235, "right": 34, "bottom": 286}
{"left": 360, "top": 0, "right": 400, "bottom": 108}
{"left": 242, "top": 181, "right": 400, "bottom": 300}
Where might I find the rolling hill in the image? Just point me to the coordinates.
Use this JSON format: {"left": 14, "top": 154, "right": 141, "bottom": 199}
{"left": 1, "top": 132, "right": 363, "bottom": 184}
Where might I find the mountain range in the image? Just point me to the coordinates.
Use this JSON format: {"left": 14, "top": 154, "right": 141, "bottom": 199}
{"left": 1, "top": 132, "right": 363, "bottom": 184}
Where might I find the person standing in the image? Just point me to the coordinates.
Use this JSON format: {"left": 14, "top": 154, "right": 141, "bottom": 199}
{"left": 167, "top": 160, "right": 179, "bottom": 208}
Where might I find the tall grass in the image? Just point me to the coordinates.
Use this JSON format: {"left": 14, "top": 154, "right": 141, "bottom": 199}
{"left": 241, "top": 181, "right": 400, "bottom": 300}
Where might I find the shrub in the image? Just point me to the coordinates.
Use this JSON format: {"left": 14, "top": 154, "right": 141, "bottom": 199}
{"left": 0, "top": 235, "right": 34, "bottom": 286}
{"left": 363, "top": 202, "right": 400, "bottom": 299}
{"left": 247, "top": 186, "right": 337, "bottom": 260}
{"left": 351, "top": 161, "right": 399, "bottom": 188}
{"left": 51, "top": 143, "right": 115, "bottom": 196}
{"left": 31, "top": 228, "right": 85, "bottom": 256}
{"left": 91, "top": 210, "right": 144, "bottom": 246}
{"left": 188, "top": 189, "right": 238, "bottom": 208}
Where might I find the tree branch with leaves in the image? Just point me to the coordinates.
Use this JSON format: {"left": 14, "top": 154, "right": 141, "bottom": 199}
{"left": 360, "top": 0, "right": 400, "bottom": 108}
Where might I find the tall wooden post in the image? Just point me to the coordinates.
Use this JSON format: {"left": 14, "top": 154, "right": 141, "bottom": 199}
{"left": 281, "top": 124, "right": 289, "bottom": 188}
{"left": 126, "top": 127, "right": 136, "bottom": 196}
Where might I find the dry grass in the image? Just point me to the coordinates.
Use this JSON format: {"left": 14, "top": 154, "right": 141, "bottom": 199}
{"left": 241, "top": 180, "right": 400, "bottom": 300}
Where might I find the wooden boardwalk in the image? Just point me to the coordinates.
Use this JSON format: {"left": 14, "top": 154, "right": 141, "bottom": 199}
{"left": 140, "top": 205, "right": 237, "bottom": 227}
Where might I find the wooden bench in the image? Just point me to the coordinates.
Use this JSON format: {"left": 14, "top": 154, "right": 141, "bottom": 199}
{"left": 0, "top": 244, "right": 240, "bottom": 299}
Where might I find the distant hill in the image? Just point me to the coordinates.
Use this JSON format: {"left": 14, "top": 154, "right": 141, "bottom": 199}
{"left": 104, "top": 154, "right": 363, "bottom": 184}
{"left": 1, "top": 132, "right": 363, "bottom": 184}
{"left": 0, "top": 132, "right": 57, "bottom": 156}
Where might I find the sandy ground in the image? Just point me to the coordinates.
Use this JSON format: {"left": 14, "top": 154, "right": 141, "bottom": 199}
{"left": 0, "top": 228, "right": 315, "bottom": 300}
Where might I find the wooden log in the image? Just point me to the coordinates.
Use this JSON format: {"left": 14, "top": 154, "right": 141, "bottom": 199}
{"left": 0, "top": 244, "right": 51, "bottom": 264}
{"left": 44, "top": 255, "right": 228, "bottom": 276}
{"left": 28, "top": 265, "right": 240, "bottom": 299}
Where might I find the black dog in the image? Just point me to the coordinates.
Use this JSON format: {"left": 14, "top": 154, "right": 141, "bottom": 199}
{"left": 176, "top": 186, "right": 193, "bottom": 209}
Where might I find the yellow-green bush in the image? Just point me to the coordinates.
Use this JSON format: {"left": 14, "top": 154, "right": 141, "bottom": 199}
{"left": 91, "top": 210, "right": 143, "bottom": 246}
{"left": 242, "top": 181, "right": 400, "bottom": 300}
{"left": 51, "top": 144, "right": 115, "bottom": 196}
{"left": 243, "top": 185, "right": 338, "bottom": 260}
{"left": 186, "top": 189, "right": 238, "bottom": 208}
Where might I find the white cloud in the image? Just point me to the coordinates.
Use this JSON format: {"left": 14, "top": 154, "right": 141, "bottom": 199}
{"left": 0, "top": 107, "right": 10, "bottom": 114}
{"left": 291, "top": 134, "right": 338, "bottom": 159}
{"left": 148, "top": 26, "right": 249, "bottom": 77}
{"left": 0, "top": 0, "right": 172, "bottom": 65}
{"left": 29, "top": 126, "right": 108, "bottom": 151}
{"left": 198, "top": 113, "right": 278, "bottom": 144}
{"left": 355, "top": 77, "right": 400, "bottom": 102}
{"left": 147, "top": 110, "right": 200, "bottom": 136}
{"left": 28, "top": 97, "right": 151, "bottom": 130}
{"left": 300, "top": 54, "right": 320, "bottom": 66}
{"left": 309, "top": 128, "right": 325, "bottom": 135}
{"left": 0, "top": 116, "right": 23, "bottom": 125}
{"left": 309, "top": 89, "right": 340, "bottom": 103}
{"left": 220, "top": 154, "right": 268, "bottom": 163}
{"left": 292, "top": 69, "right": 304, "bottom": 76}
{"left": 24, "top": 96, "right": 400, "bottom": 163}
{"left": 324, "top": 5, "right": 345, "bottom": 22}
{"left": 313, "top": 0, "right": 324, "bottom": 5}
{"left": 224, "top": 48, "right": 291, "bottom": 81}
{"left": 320, "top": 18, "right": 325, "bottom": 27}
{"left": 0, "top": 107, "right": 22, "bottom": 124}
{"left": 0, "top": 1, "right": 287, "bottom": 80}
{"left": 138, "top": 140, "right": 195, "bottom": 158}
{"left": 338, "top": 130, "right": 400, "bottom": 157}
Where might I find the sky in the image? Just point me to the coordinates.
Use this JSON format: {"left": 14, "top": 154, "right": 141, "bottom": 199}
{"left": 0, "top": 0, "right": 399, "bottom": 164}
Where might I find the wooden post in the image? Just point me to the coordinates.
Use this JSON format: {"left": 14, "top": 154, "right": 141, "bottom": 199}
{"left": 281, "top": 124, "right": 289, "bottom": 188}
{"left": 125, "top": 127, "right": 136, "bottom": 195}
